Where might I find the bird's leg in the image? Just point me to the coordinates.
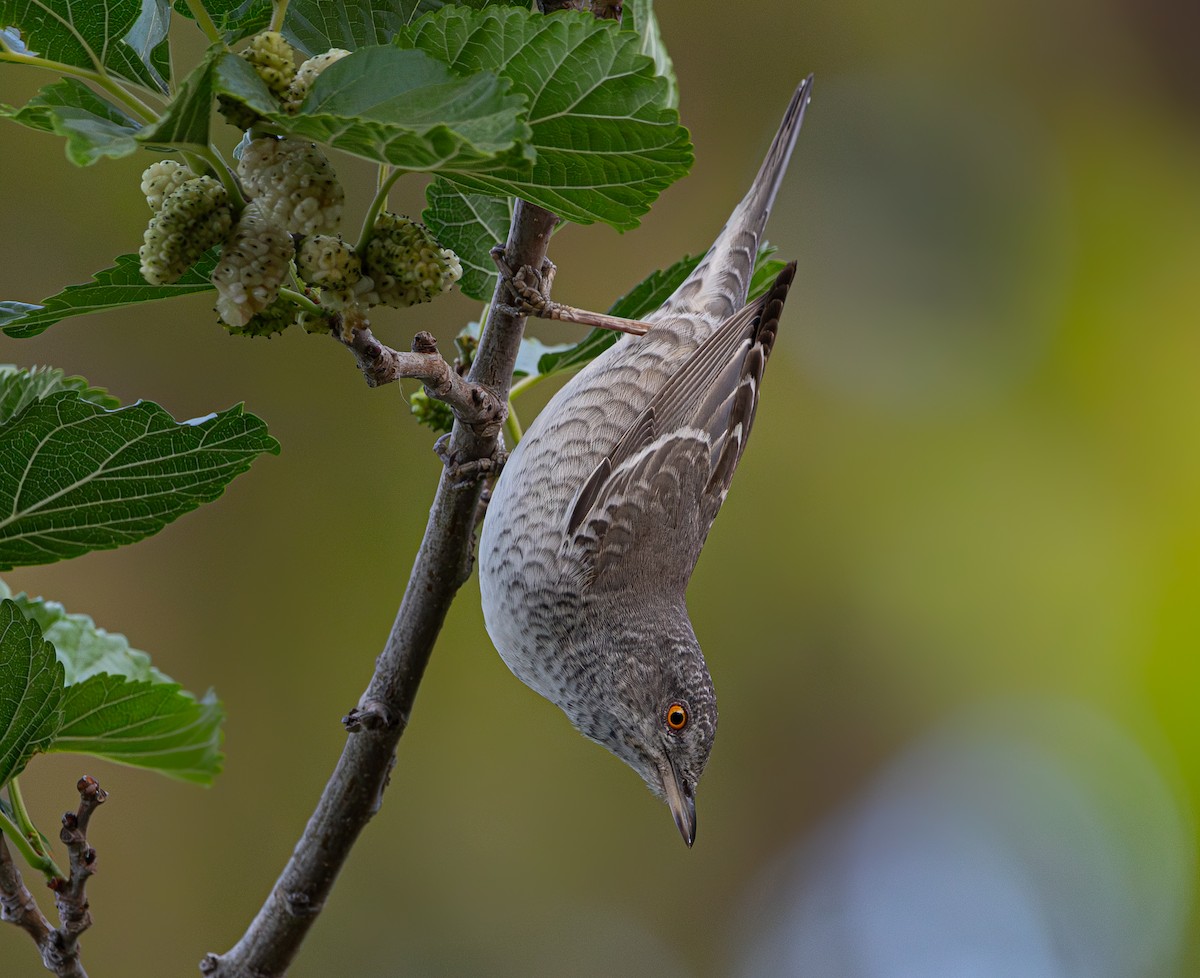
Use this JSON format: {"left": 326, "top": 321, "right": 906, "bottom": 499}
{"left": 433, "top": 433, "right": 508, "bottom": 491}
{"left": 490, "top": 247, "right": 654, "bottom": 337}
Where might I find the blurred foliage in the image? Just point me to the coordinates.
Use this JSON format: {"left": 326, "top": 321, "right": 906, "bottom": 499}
{"left": 2, "top": 0, "right": 1199, "bottom": 975}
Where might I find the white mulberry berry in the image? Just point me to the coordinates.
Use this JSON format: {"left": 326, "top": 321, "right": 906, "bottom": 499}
{"left": 296, "top": 234, "right": 361, "bottom": 289}
{"left": 225, "top": 296, "right": 299, "bottom": 338}
{"left": 243, "top": 31, "right": 297, "bottom": 99}
{"left": 238, "top": 137, "right": 344, "bottom": 236}
{"left": 284, "top": 48, "right": 351, "bottom": 111}
{"left": 138, "top": 176, "right": 232, "bottom": 285}
{"left": 363, "top": 214, "right": 463, "bottom": 309}
{"left": 212, "top": 202, "right": 296, "bottom": 328}
{"left": 140, "top": 160, "right": 193, "bottom": 211}
{"left": 319, "top": 272, "right": 380, "bottom": 314}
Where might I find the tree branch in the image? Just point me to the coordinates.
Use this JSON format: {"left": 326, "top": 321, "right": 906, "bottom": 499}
{"left": 337, "top": 326, "right": 507, "bottom": 438}
{"left": 0, "top": 833, "right": 53, "bottom": 952}
{"left": 200, "top": 200, "right": 560, "bottom": 978}
{"left": 201, "top": 0, "right": 625, "bottom": 967}
{"left": 1, "top": 776, "right": 107, "bottom": 978}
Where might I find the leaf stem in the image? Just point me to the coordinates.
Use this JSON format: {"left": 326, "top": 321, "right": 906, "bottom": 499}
{"left": 184, "top": 0, "right": 226, "bottom": 46}
{"left": 356, "top": 168, "right": 404, "bottom": 254}
{"left": 0, "top": 806, "right": 63, "bottom": 881}
{"left": 270, "top": 0, "right": 291, "bottom": 33}
{"left": 4, "top": 778, "right": 47, "bottom": 861}
{"left": 508, "top": 371, "right": 547, "bottom": 402}
{"left": 504, "top": 400, "right": 523, "bottom": 447}
{"left": 188, "top": 145, "right": 246, "bottom": 209}
{"left": 0, "top": 52, "right": 160, "bottom": 124}
{"left": 278, "top": 288, "right": 323, "bottom": 315}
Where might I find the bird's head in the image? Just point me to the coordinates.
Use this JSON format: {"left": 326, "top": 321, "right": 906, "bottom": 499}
{"left": 568, "top": 610, "right": 717, "bottom": 847}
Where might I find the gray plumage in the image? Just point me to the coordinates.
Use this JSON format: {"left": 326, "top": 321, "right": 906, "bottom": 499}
{"left": 479, "top": 78, "right": 812, "bottom": 846}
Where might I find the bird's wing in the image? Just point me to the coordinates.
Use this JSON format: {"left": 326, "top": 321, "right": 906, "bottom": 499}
{"left": 561, "top": 263, "right": 795, "bottom": 594}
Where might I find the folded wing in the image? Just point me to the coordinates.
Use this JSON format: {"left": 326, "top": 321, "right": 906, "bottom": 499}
{"left": 561, "top": 262, "right": 796, "bottom": 595}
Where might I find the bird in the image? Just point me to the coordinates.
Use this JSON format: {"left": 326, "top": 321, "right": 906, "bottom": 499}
{"left": 478, "top": 77, "right": 812, "bottom": 846}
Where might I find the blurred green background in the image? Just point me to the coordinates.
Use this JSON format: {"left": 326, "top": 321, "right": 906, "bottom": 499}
{"left": 3, "top": 1, "right": 1199, "bottom": 975}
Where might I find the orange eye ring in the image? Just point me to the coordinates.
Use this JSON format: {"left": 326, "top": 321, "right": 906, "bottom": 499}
{"left": 666, "top": 704, "right": 688, "bottom": 730}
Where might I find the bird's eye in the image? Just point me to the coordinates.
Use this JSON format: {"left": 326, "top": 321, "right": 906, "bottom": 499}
{"left": 666, "top": 704, "right": 688, "bottom": 730}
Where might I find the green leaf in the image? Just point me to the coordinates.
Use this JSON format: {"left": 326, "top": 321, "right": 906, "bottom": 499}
{"left": 283, "top": 0, "right": 444, "bottom": 54}
{"left": 0, "top": 365, "right": 118, "bottom": 427}
{"left": 627, "top": 0, "right": 677, "bottom": 110}
{"left": 1, "top": 251, "right": 219, "bottom": 339}
{"left": 0, "top": 580, "right": 166, "bottom": 684}
{"left": 531, "top": 245, "right": 785, "bottom": 381}
{"left": 0, "top": 390, "right": 280, "bottom": 570}
{"left": 746, "top": 254, "right": 789, "bottom": 304}
{"left": 137, "top": 44, "right": 221, "bottom": 150}
{"left": 0, "top": 77, "right": 142, "bottom": 165}
{"left": 0, "top": 582, "right": 224, "bottom": 784}
{"left": 399, "top": 6, "right": 693, "bottom": 229}
{"left": 216, "top": 44, "right": 531, "bottom": 173}
{"left": 0, "top": 0, "right": 171, "bottom": 92}
{"left": 0, "top": 600, "right": 64, "bottom": 788}
{"left": 171, "top": 0, "right": 271, "bottom": 43}
{"left": 423, "top": 178, "right": 512, "bottom": 301}
{"left": 52, "top": 677, "right": 223, "bottom": 784}
{"left": 282, "top": 0, "right": 529, "bottom": 54}
{"left": 124, "top": 0, "right": 173, "bottom": 91}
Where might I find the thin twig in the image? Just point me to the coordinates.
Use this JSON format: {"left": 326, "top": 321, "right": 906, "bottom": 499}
{"left": 50, "top": 776, "right": 107, "bottom": 951}
{"left": 0, "top": 832, "right": 53, "bottom": 951}
{"left": 0, "top": 776, "right": 106, "bottom": 978}
{"left": 338, "top": 326, "right": 507, "bottom": 438}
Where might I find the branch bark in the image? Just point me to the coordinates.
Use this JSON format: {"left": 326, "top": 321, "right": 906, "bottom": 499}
{"left": 337, "top": 326, "right": 507, "bottom": 438}
{"left": 0, "top": 776, "right": 107, "bottom": 978}
{"left": 200, "top": 199, "right": 559, "bottom": 978}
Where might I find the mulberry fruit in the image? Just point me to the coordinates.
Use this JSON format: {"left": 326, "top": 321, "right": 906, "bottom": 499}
{"left": 140, "top": 160, "right": 193, "bottom": 211}
{"left": 212, "top": 202, "right": 296, "bottom": 328}
{"left": 296, "top": 234, "right": 361, "bottom": 290}
{"left": 138, "top": 176, "right": 232, "bottom": 285}
{"left": 243, "top": 31, "right": 297, "bottom": 100}
{"left": 238, "top": 137, "right": 344, "bottom": 236}
{"left": 284, "top": 48, "right": 351, "bottom": 111}
{"left": 363, "top": 214, "right": 463, "bottom": 309}
{"left": 224, "top": 296, "right": 298, "bottom": 338}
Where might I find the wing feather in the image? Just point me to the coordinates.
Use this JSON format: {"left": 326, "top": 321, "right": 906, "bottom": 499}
{"left": 561, "top": 263, "right": 796, "bottom": 594}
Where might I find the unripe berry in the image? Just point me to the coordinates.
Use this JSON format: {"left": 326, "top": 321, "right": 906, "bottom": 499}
{"left": 409, "top": 388, "right": 455, "bottom": 434}
{"left": 296, "top": 234, "right": 361, "bottom": 289}
{"left": 224, "top": 296, "right": 298, "bottom": 338}
{"left": 363, "top": 213, "right": 463, "bottom": 309}
{"left": 140, "top": 160, "right": 193, "bottom": 211}
{"left": 285, "top": 48, "right": 351, "bottom": 112}
{"left": 319, "top": 272, "right": 381, "bottom": 313}
{"left": 243, "top": 31, "right": 297, "bottom": 100}
{"left": 212, "top": 202, "right": 296, "bottom": 328}
{"left": 238, "top": 137, "right": 344, "bottom": 236}
{"left": 138, "top": 176, "right": 232, "bottom": 285}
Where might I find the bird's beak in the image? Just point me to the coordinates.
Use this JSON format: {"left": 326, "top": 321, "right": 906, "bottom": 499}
{"left": 660, "top": 757, "right": 697, "bottom": 847}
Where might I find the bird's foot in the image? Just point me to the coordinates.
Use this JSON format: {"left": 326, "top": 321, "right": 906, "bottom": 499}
{"left": 434, "top": 433, "right": 508, "bottom": 490}
{"left": 489, "top": 245, "right": 653, "bottom": 336}
{"left": 491, "top": 247, "right": 560, "bottom": 319}
{"left": 343, "top": 699, "right": 400, "bottom": 732}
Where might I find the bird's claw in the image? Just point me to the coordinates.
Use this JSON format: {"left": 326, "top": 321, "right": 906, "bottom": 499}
{"left": 491, "top": 247, "right": 558, "bottom": 318}
{"left": 434, "top": 434, "right": 508, "bottom": 490}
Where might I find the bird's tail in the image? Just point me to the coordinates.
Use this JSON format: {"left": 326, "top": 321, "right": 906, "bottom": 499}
{"left": 657, "top": 75, "right": 813, "bottom": 334}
